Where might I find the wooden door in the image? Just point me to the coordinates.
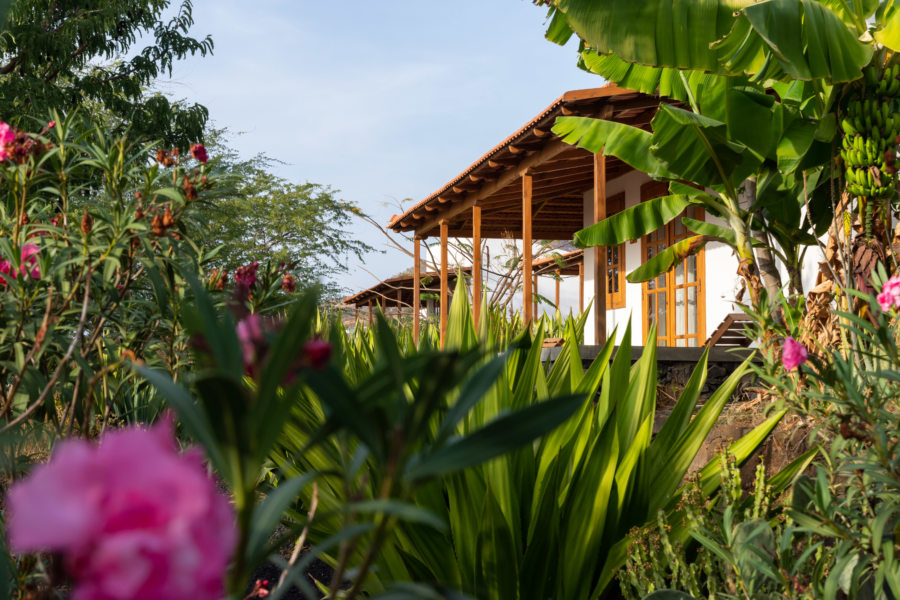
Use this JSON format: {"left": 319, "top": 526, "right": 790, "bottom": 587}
{"left": 640, "top": 182, "right": 706, "bottom": 347}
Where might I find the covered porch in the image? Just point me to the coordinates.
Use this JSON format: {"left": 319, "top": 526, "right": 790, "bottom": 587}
{"left": 343, "top": 269, "right": 470, "bottom": 327}
{"left": 531, "top": 249, "right": 584, "bottom": 317}
{"left": 388, "top": 84, "right": 662, "bottom": 347}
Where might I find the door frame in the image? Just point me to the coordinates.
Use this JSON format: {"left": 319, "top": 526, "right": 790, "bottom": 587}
{"left": 639, "top": 181, "right": 706, "bottom": 346}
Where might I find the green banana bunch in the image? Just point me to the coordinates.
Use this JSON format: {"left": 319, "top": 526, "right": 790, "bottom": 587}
{"left": 840, "top": 64, "right": 900, "bottom": 201}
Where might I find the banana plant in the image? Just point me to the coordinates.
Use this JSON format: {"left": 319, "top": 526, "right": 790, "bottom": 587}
{"left": 553, "top": 71, "right": 835, "bottom": 308}
{"left": 536, "top": 0, "right": 900, "bottom": 307}
{"left": 276, "top": 277, "right": 786, "bottom": 599}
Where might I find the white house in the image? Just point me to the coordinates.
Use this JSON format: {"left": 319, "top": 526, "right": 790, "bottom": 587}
{"left": 387, "top": 85, "right": 822, "bottom": 348}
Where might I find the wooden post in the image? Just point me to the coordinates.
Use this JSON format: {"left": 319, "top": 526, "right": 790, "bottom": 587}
{"left": 472, "top": 205, "right": 482, "bottom": 325}
{"left": 413, "top": 237, "right": 421, "bottom": 344}
{"left": 396, "top": 289, "right": 402, "bottom": 321}
{"left": 355, "top": 305, "right": 359, "bottom": 324}
{"left": 555, "top": 269, "right": 561, "bottom": 311}
{"left": 593, "top": 153, "right": 608, "bottom": 344}
{"left": 533, "top": 274, "right": 538, "bottom": 318}
{"left": 578, "top": 262, "right": 584, "bottom": 314}
{"left": 522, "top": 172, "right": 533, "bottom": 325}
{"left": 368, "top": 299, "right": 373, "bottom": 328}
{"left": 440, "top": 220, "right": 449, "bottom": 349}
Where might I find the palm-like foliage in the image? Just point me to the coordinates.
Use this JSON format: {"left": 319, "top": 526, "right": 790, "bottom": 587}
{"left": 536, "top": 0, "right": 900, "bottom": 308}
{"left": 276, "top": 279, "right": 784, "bottom": 598}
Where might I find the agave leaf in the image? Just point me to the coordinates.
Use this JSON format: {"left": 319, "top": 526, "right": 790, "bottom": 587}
{"left": 404, "top": 393, "right": 586, "bottom": 482}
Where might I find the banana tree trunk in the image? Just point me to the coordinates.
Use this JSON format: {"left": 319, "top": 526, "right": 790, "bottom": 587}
{"left": 741, "top": 179, "right": 783, "bottom": 301}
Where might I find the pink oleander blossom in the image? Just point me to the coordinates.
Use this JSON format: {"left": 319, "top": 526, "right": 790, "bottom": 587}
{"left": 234, "top": 261, "right": 259, "bottom": 288}
{"left": 0, "top": 122, "right": 14, "bottom": 161}
{"left": 190, "top": 143, "right": 208, "bottom": 164}
{"left": 237, "top": 313, "right": 266, "bottom": 370}
{"left": 6, "top": 418, "right": 235, "bottom": 600}
{"left": 878, "top": 276, "right": 900, "bottom": 311}
{"left": 304, "top": 339, "right": 331, "bottom": 371}
{"left": 20, "top": 243, "right": 40, "bottom": 279}
{"left": 0, "top": 260, "right": 12, "bottom": 285}
{"left": 782, "top": 336, "right": 808, "bottom": 370}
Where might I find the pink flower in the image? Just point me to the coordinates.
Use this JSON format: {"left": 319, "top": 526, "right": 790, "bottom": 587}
{"left": 878, "top": 276, "right": 900, "bottom": 311}
{"left": 6, "top": 418, "right": 235, "bottom": 600}
{"left": 190, "top": 143, "right": 208, "bottom": 164}
{"left": 0, "top": 122, "right": 14, "bottom": 161}
{"left": 20, "top": 243, "right": 40, "bottom": 279}
{"left": 303, "top": 339, "right": 332, "bottom": 371}
{"left": 0, "top": 260, "right": 13, "bottom": 285}
{"left": 236, "top": 313, "right": 266, "bottom": 369}
{"left": 782, "top": 336, "right": 808, "bottom": 370}
{"left": 234, "top": 261, "right": 259, "bottom": 288}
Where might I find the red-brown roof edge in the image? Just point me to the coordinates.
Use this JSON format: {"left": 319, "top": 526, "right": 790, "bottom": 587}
{"left": 387, "top": 83, "right": 631, "bottom": 230}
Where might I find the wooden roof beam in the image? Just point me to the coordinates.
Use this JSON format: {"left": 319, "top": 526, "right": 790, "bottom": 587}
{"left": 444, "top": 228, "right": 580, "bottom": 240}
{"left": 487, "top": 157, "right": 519, "bottom": 168}
{"left": 509, "top": 142, "right": 542, "bottom": 154}
{"left": 412, "top": 139, "right": 570, "bottom": 237}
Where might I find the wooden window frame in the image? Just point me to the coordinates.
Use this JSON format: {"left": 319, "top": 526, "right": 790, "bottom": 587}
{"left": 606, "top": 192, "right": 626, "bottom": 309}
{"left": 639, "top": 181, "right": 706, "bottom": 346}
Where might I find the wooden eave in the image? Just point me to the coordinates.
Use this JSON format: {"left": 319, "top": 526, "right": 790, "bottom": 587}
{"left": 388, "top": 84, "right": 662, "bottom": 240}
{"left": 532, "top": 249, "right": 584, "bottom": 277}
{"left": 343, "top": 268, "right": 471, "bottom": 308}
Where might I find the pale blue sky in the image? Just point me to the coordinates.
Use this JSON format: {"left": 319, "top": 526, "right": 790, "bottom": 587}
{"left": 158, "top": 1, "right": 601, "bottom": 292}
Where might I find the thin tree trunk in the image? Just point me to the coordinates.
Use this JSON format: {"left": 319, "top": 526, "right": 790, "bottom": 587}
{"left": 741, "top": 179, "right": 783, "bottom": 300}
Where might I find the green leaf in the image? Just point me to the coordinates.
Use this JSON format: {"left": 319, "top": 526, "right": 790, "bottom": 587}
{"left": 552, "top": 116, "right": 674, "bottom": 179}
{"left": 344, "top": 499, "right": 447, "bottom": 531}
{"left": 305, "top": 364, "right": 385, "bottom": 463}
{"left": 404, "top": 394, "right": 587, "bottom": 482}
{"left": 695, "top": 409, "right": 787, "bottom": 497}
{"left": 135, "top": 367, "right": 227, "bottom": 478}
{"left": 647, "top": 358, "right": 751, "bottom": 513}
{"left": 246, "top": 473, "right": 317, "bottom": 568}
{"left": 370, "top": 583, "right": 475, "bottom": 600}
{"left": 875, "top": 0, "right": 900, "bottom": 51}
{"left": 718, "top": 0, "right": 874, "bottom": 83}
{"left": 544, "top": 5, "right": 575, "bottom": 44}
{"left": 547, "top": 0, "right": 750, "bottom": 72}
{"left": 650, "top": 103, "right": 758, "bottom": 190}
{"left": 777, "top": 118, "right": 818, "bottom": 174}
{"left": 627, "top": 235, "right": 710, "bottom": 283}
{"left": 574, "top": 194, "right": 693, "bottom": 247}
{"left": 643, "top": 590, "right": 701, "bottom": 600}
{"left": 473, "top": 491, "right": 519, "bottom": 599}
{"left": 646, "top": 346, "right": 709, "bottom": 464}
{"left": 579, "top": 50, "right": 715, "bottom": 103}
{"left": 271, "top": 523, "right": 376, "bottom": 600}
{"left": 435, "top": 352, "right": 508, "bottom": 445}
{"left": 681, "top": 217, "right": 740, "bottom": 247}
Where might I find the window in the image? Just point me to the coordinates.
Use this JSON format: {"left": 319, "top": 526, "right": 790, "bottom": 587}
{"left": 640, "top": 182, "right": 706, "bottom": 347}
{"left": 606, "top": 192, "right": 626, "bottom": 309}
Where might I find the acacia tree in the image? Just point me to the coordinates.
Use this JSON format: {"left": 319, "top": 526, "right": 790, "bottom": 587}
{"left": 200, "top": 134, "right": 373, "bottom": 297}
{"left": 0, "top": 0, "right": 213, "bottom": 147}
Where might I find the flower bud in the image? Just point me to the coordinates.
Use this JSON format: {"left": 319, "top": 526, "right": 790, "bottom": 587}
{"left": 80, "top": 208, "right": 93, "bottom": 236}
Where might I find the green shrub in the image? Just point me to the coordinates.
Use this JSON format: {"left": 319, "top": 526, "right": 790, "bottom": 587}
{"left": 277, "top": 278, "right": 785, "bottom": 598}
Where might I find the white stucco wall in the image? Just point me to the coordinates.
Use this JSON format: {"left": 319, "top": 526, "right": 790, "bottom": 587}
{"left": 578, "top": 174, "right": 825, "bottom": 346}
{"left": 455, "top": 177, "right": 825, "bottom": 344}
